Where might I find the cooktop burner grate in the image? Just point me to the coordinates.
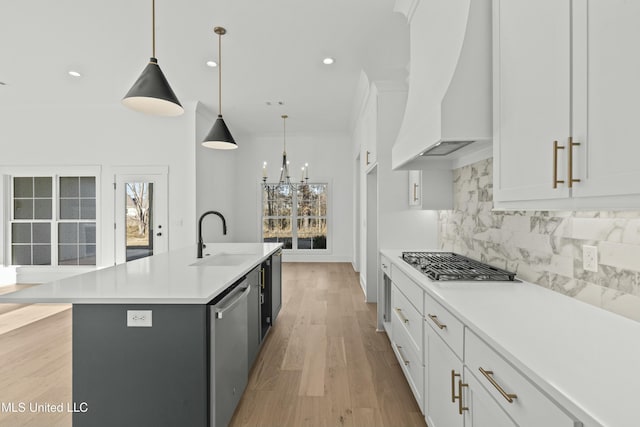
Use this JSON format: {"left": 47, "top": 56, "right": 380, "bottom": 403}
{"left": 401, "top": 252, "right": 516, "bottom": 281}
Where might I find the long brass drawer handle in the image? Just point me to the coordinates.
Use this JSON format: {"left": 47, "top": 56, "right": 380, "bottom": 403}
{"left": 261, "top": 268, "right": 265, "bottom": 289}
{"left": 395, "top": 308, "right": 409, "bottom": 324}
{"left": 451, "top": 370, "right": 461, "bottom": 403}
{"left": 479, "top": 367, "right": 518, "bottom": 403}
{"left": 413, "top": 183, "right": 419, "bottom": 201}
{"left": 553, "top": 140, "right": 565, "bottom": 188}
{"left": 568, "top": 136, "right": 581, "bottom": 188}
{"left": 396, "top": 345, "right": 410, "bottom": 366}
{"left": 366, "top": 150, "right": 370, "bottom": 165}
{"left": 458, "top": 380, "right": 468, "bottom": 414}
{"left": 428, "top": 314, "right": 447, "bottom": 329}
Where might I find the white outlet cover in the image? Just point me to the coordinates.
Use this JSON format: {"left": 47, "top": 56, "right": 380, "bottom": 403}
{"left": 127, "top": 310, "right": 152, "bottom": 327}
{"left": 583, "top": 245, "right": 598, "bottom": 273}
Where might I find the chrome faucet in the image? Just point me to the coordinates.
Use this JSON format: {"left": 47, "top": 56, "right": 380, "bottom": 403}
{"left": 197, "top": 211, "right": 227, "bottom": 258}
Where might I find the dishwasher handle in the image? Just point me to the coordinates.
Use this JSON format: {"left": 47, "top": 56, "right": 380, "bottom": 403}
{"left": 215, "top": 283, "right": 251, "bottom": 319}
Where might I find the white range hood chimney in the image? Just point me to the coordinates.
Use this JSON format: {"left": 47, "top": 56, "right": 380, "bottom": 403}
{"left": 392, "top": 0, "right": 492, "bottom": 169}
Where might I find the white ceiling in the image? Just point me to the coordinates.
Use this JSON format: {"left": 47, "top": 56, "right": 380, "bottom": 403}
{"left": 1, "top": 0, "right": 409, "bottom": 135}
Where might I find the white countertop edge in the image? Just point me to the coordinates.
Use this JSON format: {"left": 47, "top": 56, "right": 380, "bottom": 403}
{"left": 0, "top": 243, "right": 283, "bottom": 305}
{"left": 380, "top": 248, "right": 608, "bottom": 427}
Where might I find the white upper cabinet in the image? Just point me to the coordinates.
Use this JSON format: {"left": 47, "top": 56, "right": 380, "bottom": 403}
{"left": 493, "top": 0, "right": 571, "bottom": 204}
{"left": 494, "top": 0, "right": 640, "bottom": 209}
{"left": 572, "top": 0, "right": 640, "bottom": 201}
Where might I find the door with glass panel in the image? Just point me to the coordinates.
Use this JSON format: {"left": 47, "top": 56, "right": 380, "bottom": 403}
{"left": 114, "top": 171, "right": 168, "bottom": 264}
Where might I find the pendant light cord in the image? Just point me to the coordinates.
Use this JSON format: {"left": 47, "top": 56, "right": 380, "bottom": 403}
{"left": 218, "top": 31, "right": 222, "bottom": 115}
{"left": 152, "top": 0, "right": 156, "bottom": 57}
{"left": 283, "top": 115, "right": 287, "bottom": 153}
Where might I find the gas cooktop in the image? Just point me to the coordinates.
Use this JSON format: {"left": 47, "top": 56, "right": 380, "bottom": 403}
{"left": 402, "top": 252, "right": 516, "bottom": 281}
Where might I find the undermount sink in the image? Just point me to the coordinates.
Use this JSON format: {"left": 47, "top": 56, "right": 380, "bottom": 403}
{"left": 189, "top": 253, "right": 257, "bottom": 267}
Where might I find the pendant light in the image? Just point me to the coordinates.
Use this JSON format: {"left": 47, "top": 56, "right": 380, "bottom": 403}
{"left": 202, "top": 27, "right": 237, "bottom": 150}
{"left": 262, "top": 115, "right": 310, "bottom": 190}
{"left": 122, "top": 0, "right": 184, "bottom": 116}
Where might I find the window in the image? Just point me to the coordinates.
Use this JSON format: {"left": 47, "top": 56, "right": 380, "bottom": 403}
{"left": 262, "top": 183, "right": 327, "bottom": 250}
{"left": 10, "top": 175, "right": 97, "bottom": 266}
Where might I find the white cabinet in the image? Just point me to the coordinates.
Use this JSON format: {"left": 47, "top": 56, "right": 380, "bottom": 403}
{"left": 571, "top": 1, "right": 640, "bottom": 201}
{"left": 494, "top": 0, "right": 640, "bottom": 208}
{"left": 465, "top": 329, "right": 579, "bottom": 426}
{"left": 425, "top": 320, "right": 464, "bottom": 427}
{"left": 408, "top": 169, "right": 454, "bottom": 210}
{"left": 362, "top": 85, "right": 377, "bottom": 171}
{"left": 408, "top": 170, "right": 421, "bottom": 206}
{"left": 390, "top": 268, "right": 425, "bottom": 412}
{"left": 463, "top": 367, "right": 516, "bottom": 427}
{"left": 493, "top": 0, "right": 571, "bottom": 204}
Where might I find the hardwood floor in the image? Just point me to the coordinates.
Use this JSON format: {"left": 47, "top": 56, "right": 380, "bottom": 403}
{"left": 0, "top": 265, "right": 426, "bottom": 427}
{"left": 230, "top": 263, "right": 426, "bottom": 427}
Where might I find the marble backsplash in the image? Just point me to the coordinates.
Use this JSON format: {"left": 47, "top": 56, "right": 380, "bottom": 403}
{"left": 438, "top": 158, "right": 640, "bottom": 322}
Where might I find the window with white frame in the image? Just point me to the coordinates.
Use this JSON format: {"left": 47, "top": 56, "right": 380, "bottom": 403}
{"left": 10, "top": 175, "right": 97, "bottom": 266}
{"left": 262, "top": 183, "right": 327, "bottom": 250}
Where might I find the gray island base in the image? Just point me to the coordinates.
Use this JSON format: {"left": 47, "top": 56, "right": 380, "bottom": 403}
{"left": 0, "top": 243, "right": 283, "bottom": 427}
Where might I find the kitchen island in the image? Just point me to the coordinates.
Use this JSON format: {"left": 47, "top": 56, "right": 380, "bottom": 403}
{"left": 0, "top": 243, "right": 282, "bottom": 427}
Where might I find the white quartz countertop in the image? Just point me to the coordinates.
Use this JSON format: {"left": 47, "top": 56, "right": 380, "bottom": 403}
{"left": 0, "top": 243, "right": 282, "bottom": 304}
{"left": 381, "top": 249, "right": 640, "bottom": 427}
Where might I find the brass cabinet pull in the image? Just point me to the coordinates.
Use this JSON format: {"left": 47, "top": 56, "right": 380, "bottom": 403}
{"left": 553, "top": 140, "right": 566, "bottom": 188}
{"left": 451, "top": 370, "right": 461, "bottom": 403}
{"left": 366, "top": 151, "right": 370, "bottom": 165}
{"left": 428, "top": 314, "right": 447, "bottom": 329}
{"left": 568, "top": 136, "right": 581, "bottom": 188}
{"left": 458, "top": 380, "right": 469, "bottom": 414}
{"left": 413, "top": 183, "right": 419, "bottom": 201}
{"left": 479, "top": 367, "right": 518, "bottom": 403}
{"left": 395, "top": 307, "right": 409, "bottom": 324}
{"left": 396, "top": 345, "right": 410, "bottom": 366}
{"left": 261, "top": 268, "right": 265, "bottom": 289}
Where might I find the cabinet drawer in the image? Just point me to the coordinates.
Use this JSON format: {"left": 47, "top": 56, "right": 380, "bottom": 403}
{"left": 424, "top": 293, "right": 464, "bottom": 360}
{"left": 392, "top": 319, "right": 424, "bottom": 412}
{"left": 392, "top": 284, "right": 423, "bottom": 358}
{"left": 465, "top": 330, "right": 579, "bottom": 427}
{"left": 391, "top": 265, "right": 424, "bottom": 315}
{"left": 380, "top": 255, "right": 391, "bottom": 275}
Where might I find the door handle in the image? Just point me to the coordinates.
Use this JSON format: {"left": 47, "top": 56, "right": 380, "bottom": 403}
{"left": 553, "top": 140, "right": 565, "bottom": 188}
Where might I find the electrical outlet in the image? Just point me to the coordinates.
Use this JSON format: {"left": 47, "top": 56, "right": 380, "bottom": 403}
{"left": 127, "top": 310, "right": 152, "bottom": 327}
{"left": 583, "top": 245, "right": 598, "bottom": 273}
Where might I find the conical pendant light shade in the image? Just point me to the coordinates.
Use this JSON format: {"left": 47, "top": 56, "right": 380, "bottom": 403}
{"left": 202, "top": 115, "right": 237, "bottom": 149}
{"left": 122, "top": 0, "right": 183, "bottom": 116}
{"left": 202, "top": 26, "right": 237, "bottom": 149}
{"left": 122, "top": 57, "right": 184, "bottom": 116}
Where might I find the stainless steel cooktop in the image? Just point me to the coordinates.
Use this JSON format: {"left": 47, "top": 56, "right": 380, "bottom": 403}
{"left": 401, "top": 252, "right": 516, "bottom": 281}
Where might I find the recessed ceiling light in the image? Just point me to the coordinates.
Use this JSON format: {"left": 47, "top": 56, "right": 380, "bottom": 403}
{"left": 206, "top": 60, "right": 217, "bottom": 68}
{"left": 322, "top": 57, "right": 335, "bottom": 65}
{"left": 68, "top": 70, "right": 81, "bottom": 77}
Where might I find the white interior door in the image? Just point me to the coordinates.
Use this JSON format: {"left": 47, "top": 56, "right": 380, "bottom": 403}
{"left": 114, "top": 168, "right": 168, "bottom": 264}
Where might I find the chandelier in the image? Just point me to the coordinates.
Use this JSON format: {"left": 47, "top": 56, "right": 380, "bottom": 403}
{"left": 262, "top": 115, "right": 309, "bottom": 190}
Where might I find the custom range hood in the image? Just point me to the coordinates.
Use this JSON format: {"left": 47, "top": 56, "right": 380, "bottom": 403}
{"left": 392, "top": 0, "right": 492, "bottom": 169}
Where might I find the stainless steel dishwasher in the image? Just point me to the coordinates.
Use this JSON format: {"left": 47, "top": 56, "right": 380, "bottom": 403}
{"left": 210, "top": 278, "right": 250, "bottom": 427}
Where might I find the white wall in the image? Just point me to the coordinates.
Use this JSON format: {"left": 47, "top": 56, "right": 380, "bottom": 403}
{"left": 231, "top": 132, "right": 353, "bottom": 262}
{"left": 0, "top": 102, "right": 197, "bottom": 281}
